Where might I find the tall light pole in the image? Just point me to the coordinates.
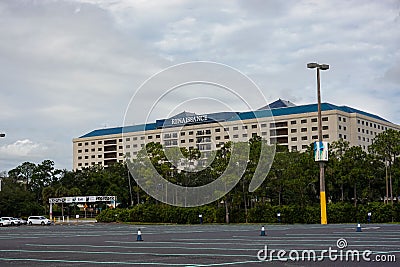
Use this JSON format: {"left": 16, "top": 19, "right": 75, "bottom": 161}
{"left": 307, "top": 62, "right": 329, "bottom": 225}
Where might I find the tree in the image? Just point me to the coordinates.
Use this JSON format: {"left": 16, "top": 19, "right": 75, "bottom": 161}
{"left": 369, "top": 129, "right": 400, "bottom": 205}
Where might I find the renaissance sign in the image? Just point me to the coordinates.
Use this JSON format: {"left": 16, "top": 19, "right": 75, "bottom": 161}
{"left": 171, "top": 114, "right": 208, "bottom": 125}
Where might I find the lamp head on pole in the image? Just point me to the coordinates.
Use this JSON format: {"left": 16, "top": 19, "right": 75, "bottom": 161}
{"left": 307, "top": 62, "right": 329, "bottom": 70}
{"left": 307, "top": 63, "right": 318, "bottom": 69}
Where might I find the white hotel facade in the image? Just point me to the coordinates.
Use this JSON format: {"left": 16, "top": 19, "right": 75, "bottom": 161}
{"left": 73, "top": 99, "right": 400, "bottom": 170}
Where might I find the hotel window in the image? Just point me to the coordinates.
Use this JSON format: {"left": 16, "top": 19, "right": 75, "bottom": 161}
{"left": 357, "top": 119, "right": 360, "bottom": 124}
{"left": 252, "top": 133, "right": 258, "bottom": 137}
{"left": 291, "top": 146, "right": 297, "bottom": 151}
{"left": 126, "top": 138, "right": 130, "bottom": 141}
{"left": 91, "top": 155, "right": 95, "bottom": 159}
{"left": 78, "top": 150, "right": 82, "bottom": 153}
{"left": 358, "top": 128, "right": 360, "bottom": 132}
{"left": 98, "top": 155, "right": 102, "bottom": 158}
{"left": 291, "top": 129, "right": 297, "bottom": 133}
{"left": 119, "top": 153, "right": 123, "bottom": 156}
{"left": 242, "top": 126, "right": 247, "bottom": 130}
{"left": 301, "top": 119, "right": 307, "bottom": 124}
{"left": 98, "top": 148, "right": 102, "bottom": 151}
{"left": 78, "top": 156, "right": 82, "bottom": 160}
{"left": 362, "top": 121, "right": 365, "bottom": 125}
{"left": 362, "top": 129, "right": 365, "bottom": 133}
{"left": 140, "top": 136, "right": 145, "bottom": 140}
{"left": 339, "top": 134, "right": 342, "bottom": 139}
{"left": 323, "top": 134, "right": 329, "bottom": 139}
{"left": 291, "top": 137, "right": 297, "bottom": 141}
{"left": 374, "top": 124, "right": 376, "bottom": 128}
{"left": 338, "top": 117, "right": 341, "bottom": 121}
{"left": 233, "top": 126, "right": 238, "bottom": 130}
{"left": 358, "top": 136, "right": 361, "bottom": 140}
{"left": 156, "top": 134, "right": 160, "bottom": 138}
{"left": 301, "top": 136, "right": 308, "bottom": 141}
{"left": 119, "top": 146, "right": 123, "bottom": 149}
{"left": 302, "top": 145, "right": 308, "bottom": 149}
{"left": 311, "top": 118, "right": 317, "bottom": 123}
{"left": 338, "top": 125, "right": 342, "bottom": 130}
{"left": 243, "top": 134, "right": 248, "bottom": 138}
{"left": 312, "top": 135, "right": 318, "bottom": 139}
{"left": 91, "top": 141, "right": 95, "bottom": 145}
{"left": 252, "top": 124, "right": 257, "bottom": 129}
{"left": 85, "top": 156, "right": 89, "bottom": 159}
{"left": 84, "top": 142, "right": 88, "bottom": 146}
{"left": 181, "top": 140, "right": 185, "bottom": 143}
{"left": 133, "top": 137, "right": 137, "bottom": 141}
{"left": 312, "top": 127, "right": 318, "bottom": 131}
{"left": 301, "top": 128, "right": 307, "bottom": 132}
{"left": 126, "top": 145, "right": 130, "bottom": 149}
{"left": 91, "top": 148, "right": 95, "bottom": 152}
{"left": 322, "top": 117, "right": 328, "bottom": 121}
{"left": 216, "top": 136, "right": 221, "bottom": 140}
{"left": 261, "top": 123, "right": 267, "bottom": 128}
{"left": 172, "top": 133, "right": 178, "bottom": 138}
{"left": 98, "top": 141, "right": 102, "bottom": 144}
{"left": 291, "top": 120, "right": 297, "bottom": 125}
{"left": 215, "top": 128, "right": 221, "bottom": 132}
{"left": 233, "top": 134, "right": 239, "bottom": 138}
{"left": 366, "top": 130, "right": 369, "bottom": 134}
{"left": 344, "top": 135, "right": 347, "bottom": 140}
{"left": 205, "top": 130, "right": 211, "bottom": 134}
{"left": 85, "top": 163, "right": 89, "bottom": 166}
{"left": 224, "top": 127, "right": 229, "bottom": 131}
{"left": 343, "top": 118, "right": 347, "bottom": 122}
{"left": 119, "top": 139, "right": 122, "bottom": 142}
{"left": 148, "top": 135, "right": 153, "bottom": 139}
{"left": 181, "top": 132, "right": 185, "bottom": 136}
{"left": 133, "top": 144, "right": 137, "bottom": 148}
{"left": 189, "top": 139, "right": 194, "bottom": 143}
{"left": 189, "top": 131, "right": 194, "bottom": 135}
{"left": 224, "top": 135, "right": 229, "bottom": 139}
{"left": 262, "top": 132, "right": 267, "bottom": 136}
{"left": 85, "top": 149, "right": 88, "bottom": 152}
{"left": 322, "top": 126, "right": 329, "bottom": 130}
{"left": 344, "top": 126, "right": 347, "bottom": 131}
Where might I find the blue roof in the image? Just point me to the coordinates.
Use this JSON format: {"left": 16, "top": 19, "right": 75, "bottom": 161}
{"left": 79, "top": 102, "right": 389, "bottom": 138}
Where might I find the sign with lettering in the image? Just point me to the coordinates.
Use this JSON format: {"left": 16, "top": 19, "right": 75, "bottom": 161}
{"left": 49, "top": 196, "right": 116, "bottom": 203}
{"left": 171, "top": 114, "right": 208, "bottom": 125}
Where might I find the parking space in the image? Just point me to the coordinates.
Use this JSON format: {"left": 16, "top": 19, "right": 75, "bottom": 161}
{"left": 0, "top": 223, "right": 399, "bottom": 266}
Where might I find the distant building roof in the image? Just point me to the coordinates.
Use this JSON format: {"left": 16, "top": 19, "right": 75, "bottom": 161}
{"left": 258, "top": 99, "right": 297, "bottom": 110}
{"left": 79, "top": 101, "right": 389, "bottom": 138}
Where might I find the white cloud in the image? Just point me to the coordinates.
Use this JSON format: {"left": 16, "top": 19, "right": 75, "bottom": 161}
{"left": 0, "top": 139, "right": 47, "bottom": 158}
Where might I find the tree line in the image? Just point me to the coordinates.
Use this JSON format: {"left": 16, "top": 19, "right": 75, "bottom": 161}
{"left": 0, "top": 129, "right": 399, "bottom": 223}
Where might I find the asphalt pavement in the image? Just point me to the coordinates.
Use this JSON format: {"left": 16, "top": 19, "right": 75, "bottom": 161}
{"left": 0, "top": 223, "right": 399, "bottom": 266}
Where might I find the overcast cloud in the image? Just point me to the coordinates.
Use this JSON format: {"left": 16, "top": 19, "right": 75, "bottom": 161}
{"left": 0, "top": 0, "right": 399, "bottom": 171}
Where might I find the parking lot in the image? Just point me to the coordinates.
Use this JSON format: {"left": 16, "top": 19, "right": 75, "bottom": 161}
{"left": 0, "top": 223, "right": 399, "bottom": 266}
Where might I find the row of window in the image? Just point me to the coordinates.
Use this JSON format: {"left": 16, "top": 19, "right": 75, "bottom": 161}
{"left": 77, "top": 152, "right": 124, "bottom": 160}
{"left": 358, "top": 128, "right": 378, "bottom": 136}
{"left": 290, "top": 135, "right": 330, "bottom": 142}
{"left": 357, "top": 119, "right": 387, "bottom": 130}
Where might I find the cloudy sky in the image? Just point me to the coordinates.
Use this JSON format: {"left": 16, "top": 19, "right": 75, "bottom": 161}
{"left": 0, "top": 0, "right": 399, "bottom": 172}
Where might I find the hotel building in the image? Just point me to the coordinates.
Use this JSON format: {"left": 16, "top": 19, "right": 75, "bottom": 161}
{"left": 73, "top": 99, "right": 400, "bottom": 170}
